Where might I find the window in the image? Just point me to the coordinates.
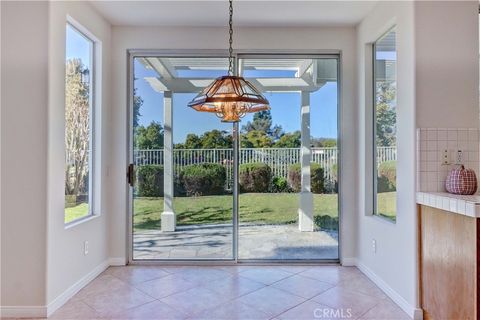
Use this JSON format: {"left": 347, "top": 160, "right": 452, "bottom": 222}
{"left": 373, "top": 28, "right": 397, "bottom": 222}
{"left": 64, "top": 23, "right": 94, "bottom": 224}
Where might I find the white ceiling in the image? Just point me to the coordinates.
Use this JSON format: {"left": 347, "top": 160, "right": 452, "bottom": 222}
{"left": 89, "top": 1, "right": 378, "bottom": 27}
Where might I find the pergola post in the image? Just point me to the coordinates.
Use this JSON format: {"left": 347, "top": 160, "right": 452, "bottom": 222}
{"left": 161, "top": 91, "right": 176, "bottom": 232}
{"left": 299, "top": 91, "right": 314, "bottom": 232}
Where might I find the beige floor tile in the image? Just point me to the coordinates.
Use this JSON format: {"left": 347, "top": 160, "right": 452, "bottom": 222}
{"left": 50, "top": 299, "right": 99, "bottom": 319}
{"left": 312, "top": 286, "right": 379, "bottom": 319}
{"left": 235, "top": 286, "right": 305, "bottom": 317}
{"left": 277, "top": 300, "right": 338, "bottom": 320}
{"left": 104, "top": 266, "right": 171, "bottom": 284}
{"left": 199, "top": 274, "right": 265, "bottom": 299}
{"left": 174, "top": 267, "right": 233, "bottom": 285}
{"left": 75, "top": 274, "right": 130, "bottom": 301}
{"left": 299, "top": 266, "right": 361, "bottom": 285}
{"left": 160, "top": 286, "right": 231, "bottom": 316}
{"left": 272, "top": 274, "right": 334, "bottom": 299}
{"left": 190, "top": 299, "right": 270, "bottom": 320}
{"left": 357, "top": 299, "right": 410, "bottom": 320}
{"left": 134, "top": 274, "right": 197, "bottom": 299}
{"left": 239, "top": 267, "right": 293, "bottom": 285}
{"left": 82, "top": 285, "right": 155, "bottom": 314}
{"left": 99, "top": 300, "right": 188, "bottom": 320}
{"left": 337, "top": 274, "right": 387, "bottom": 299}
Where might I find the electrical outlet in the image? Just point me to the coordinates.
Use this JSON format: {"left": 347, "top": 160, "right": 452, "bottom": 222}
{"left": 456, "top": 150, "right": 463, "bottom": 164}
{"left": 84, "top": 241, "right": 89, "bottom": 255}
{"left": 372, "top": 239, "right": 376, "bottom": 254}
{"left": 442, "top": 149, "right": 449, "bottom": 165}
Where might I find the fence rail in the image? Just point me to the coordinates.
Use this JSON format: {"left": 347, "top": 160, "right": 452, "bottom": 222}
{"left": 134, "top": 146, "right": 397, "bottom": 189}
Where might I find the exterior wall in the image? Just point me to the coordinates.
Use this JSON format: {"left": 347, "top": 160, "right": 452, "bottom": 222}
{"left": 356, "top": 1, "right": 418, "bottom": 317}
{"left": 1, "top": 1, "right": 49, "bottom": 309}
{"left": 109, "top": 26, "right": 358, "bottom": 263}
{"left": 47, "top": 0, "right": 111, "bottom": 308}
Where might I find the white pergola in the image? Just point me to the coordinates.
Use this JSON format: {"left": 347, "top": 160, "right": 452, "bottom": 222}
{"left": 139, "top": 57, "right": 337, "bottom": 232}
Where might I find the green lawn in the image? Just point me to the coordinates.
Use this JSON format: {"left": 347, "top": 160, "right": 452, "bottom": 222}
{"left": 65, "top": 192, "right": 396, "bottom": 227}
{"left": 64, "top": 203, "right": 89, "bottom": 224}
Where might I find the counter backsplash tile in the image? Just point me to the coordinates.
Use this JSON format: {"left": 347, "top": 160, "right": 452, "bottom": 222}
{"left": 417, "top": 128, "right": 479, "bottom": 192}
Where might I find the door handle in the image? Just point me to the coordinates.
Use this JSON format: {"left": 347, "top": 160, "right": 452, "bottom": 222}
{"left": 127, "top": 163, "right": 135, "bottom": 187}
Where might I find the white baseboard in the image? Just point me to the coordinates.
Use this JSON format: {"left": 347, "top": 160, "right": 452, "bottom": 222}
{"left": 356, "top": 260, "right": 423, "bottom": 320}
{"left": 108, "top": 257, "right": 127, "bottom": 266}
{"left": 46, "top": 260, "right": 110, "bottom": 317}
{"left": 0, "top": 305, "right": 47, "bottom": 318}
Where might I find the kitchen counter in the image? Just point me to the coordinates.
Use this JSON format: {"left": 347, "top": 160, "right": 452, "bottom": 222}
{"left": 416, "top": 191, "right": 480, "bottom": 218}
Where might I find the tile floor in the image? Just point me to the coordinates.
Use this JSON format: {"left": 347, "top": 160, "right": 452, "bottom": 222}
{"left": 45, "top": 265, "right": 410, "bottom": 320}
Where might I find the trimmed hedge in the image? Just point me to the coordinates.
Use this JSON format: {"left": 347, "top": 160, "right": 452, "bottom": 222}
{"left": 180, "top": 163, "right": 226, "bottom": 196}
{"left": 287, "top": 163, "right": 325, "bottom": 193}
{"left": 136, "top": 165, "right": 164, "bottom": 197}
{"left": 271, "top": 176, "right": 290, "bottom": 193}
{"left": 377, "top": 160, "right": 396, "bottom": 192}
{"left": 239, "top": 163, "right": 272, "bottom": 193}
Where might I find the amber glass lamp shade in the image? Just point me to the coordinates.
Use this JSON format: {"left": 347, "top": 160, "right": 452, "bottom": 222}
{"left": 188, "top": 75, "right": 270, "bottom": 122}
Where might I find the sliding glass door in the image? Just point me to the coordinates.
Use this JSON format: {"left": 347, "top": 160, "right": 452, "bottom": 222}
{"left": 237, "top": 56, "right": 339, "bottom": 260}
{"left": 129, "top": 53, "right": 339, "bottom": 262}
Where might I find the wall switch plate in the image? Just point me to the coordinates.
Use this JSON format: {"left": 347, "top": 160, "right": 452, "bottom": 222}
{"left": 456, "top": 150, "right": 463, "bottom": 164}
{"left": 372, "top": 239, "right": 376, "bottom": 254}
{"left": 84, "top": 241, "right": 89, "bottom": 255}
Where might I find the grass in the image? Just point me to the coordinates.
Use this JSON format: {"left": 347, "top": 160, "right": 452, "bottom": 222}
{"left": 65, "top": 192, "right": 396, "bottom": 228}
{"left": 64, "top": 203, "right": 89, "bottom": 224}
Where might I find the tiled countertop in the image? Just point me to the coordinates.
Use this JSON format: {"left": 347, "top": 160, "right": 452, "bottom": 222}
{"left": 417, "top": 192, "right": 480, "bottom": 218}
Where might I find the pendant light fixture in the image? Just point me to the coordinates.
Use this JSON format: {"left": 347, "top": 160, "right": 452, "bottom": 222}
{"left": 188, "top": 0, "right": 270, "bottom": 122}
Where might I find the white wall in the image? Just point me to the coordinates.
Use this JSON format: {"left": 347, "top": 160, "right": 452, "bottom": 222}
{"left": 47, "top": 0, "right": 111, "bottom": 307}
{"left": 415, "top": 1, "right": 479, "bottom": 128}
{"left": 109, "top": 26, "right": 358, "bottom": 263}
{"left": 356, "top": 1, "right": 418, "bottom": 317}
{"left": 1, "top": 1, "right": 49, "bottom": 308}
{"left": 1, "top": 1, "right": 111, "bottom": 315}
{"left": 356, "top": 1, "right": 479, "bottom": 319}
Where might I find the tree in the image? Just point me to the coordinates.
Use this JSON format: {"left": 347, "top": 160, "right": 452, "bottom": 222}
{"left": 375, "top": 81, "right": 397, "bottom": 147}
{"left": 135, "top": 121, "right": 164, "bottom": 149}
{"left": 200, "top": 130, "right": 232, "bottom": 149}
{"left": 241, "top": 110, "right": 284, "bottom": 141}
{"left": 311, "top": 137, "right": 337, "bottom": 148}
{"left": 241, "top": 130, "right": 273, "bottom": 148}
{"left": 274, "top": 131, "right": 301, "bottom": 148}
{"left": 65, "top": 58, "right": 90, "bottom": 196}
{"left": 133, "top": 87, "right": 143, "bottom": 129}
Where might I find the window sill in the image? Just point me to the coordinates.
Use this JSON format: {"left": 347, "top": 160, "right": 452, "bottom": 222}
{"left": 65, "top": 214, "right": 100, "bottom": 230}
{"left": 370, "top": 213, "right": 396, "bottom": 225}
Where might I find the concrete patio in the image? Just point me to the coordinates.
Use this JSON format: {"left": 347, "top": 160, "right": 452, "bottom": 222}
{"left": 133, "top": 223, "right": 338, "bottom": 260}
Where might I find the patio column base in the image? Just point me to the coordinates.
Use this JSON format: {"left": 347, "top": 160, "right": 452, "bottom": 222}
{"left": 298, "top": 191, "right": 314, "bottom": 232}
{"left": 161, "top": 211, "right": 176, "bottom": 232}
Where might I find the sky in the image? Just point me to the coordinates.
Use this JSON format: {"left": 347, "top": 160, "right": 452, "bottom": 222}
{"left": 66, "top": 24, "right": 92, "bottom": 68}
{"left": 133, "top": 59, "right": 339, "bottom": 143}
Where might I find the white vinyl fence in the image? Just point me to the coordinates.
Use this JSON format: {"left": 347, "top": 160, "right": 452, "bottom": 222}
{"left": 134, "top": 147, "right": 397, "bottom": 189}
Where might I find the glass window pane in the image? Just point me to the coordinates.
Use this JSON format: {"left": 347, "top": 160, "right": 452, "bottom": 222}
{"left": 374, "top": 28, "right": 397, "bottom": 222}
{"left": 238, "top": 57, "right": 339, "bottom": 260}
{"left": 64, "top": 24, "right": 94, "bottom": 223}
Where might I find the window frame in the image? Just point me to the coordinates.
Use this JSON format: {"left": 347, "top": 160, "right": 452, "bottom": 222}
{"left": 64, "top": 19, "right": 97, "bottom": 226}
{"left": 372, "top": 26, "right": 397, "bottom": 222}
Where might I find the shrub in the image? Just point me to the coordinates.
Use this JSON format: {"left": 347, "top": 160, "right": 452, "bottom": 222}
{"left": 377, "top": 160, "right": 396, "bottom": 192}
{"left": 180, "top": 163, "right": 226, "bottom": 196}
{"left": 288, "top": 163, "right": 325, "bottom": 193}
{"left": 314, "top": 215, "right": 339, "bottom": 231}
{"left": 270, "top": 176, "right": 291, "bottom": 193}
{"left": 239, "top": 163, "right": 272, "bottom": 193}
{"left": 136, "top": 165, "right": 164, "bottom": 197}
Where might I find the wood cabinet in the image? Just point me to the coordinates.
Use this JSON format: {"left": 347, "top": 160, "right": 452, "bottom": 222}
{"left": 419, "top": 205, "right": 479, "bottom": 320}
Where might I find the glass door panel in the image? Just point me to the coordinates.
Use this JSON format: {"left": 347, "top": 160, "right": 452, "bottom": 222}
{"left": 237, "top": 56, "right": 339, "bottom": 260}
{"left": 131, "top": 56, "right": 233, "bottom": 260}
